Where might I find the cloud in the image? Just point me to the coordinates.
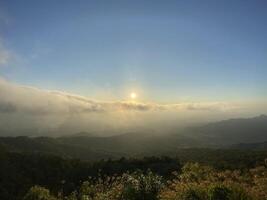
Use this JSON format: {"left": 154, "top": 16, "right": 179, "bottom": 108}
{"left": 0, "top": 78, "right": 250, "bottom": 137}
{"left": 0, "top": 78, "right": 237, "bottom": 116}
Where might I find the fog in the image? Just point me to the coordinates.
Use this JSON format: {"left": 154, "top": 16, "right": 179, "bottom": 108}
{"left": 0, "top": 78, "right": 265, "bottom": 137}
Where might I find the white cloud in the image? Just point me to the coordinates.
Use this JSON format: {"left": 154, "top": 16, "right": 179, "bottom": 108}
{"left": 0, "top": 78, "right": 255, "bottom": 137}
{"left": 0, "top": 78, "right": 237, "bottom": 115}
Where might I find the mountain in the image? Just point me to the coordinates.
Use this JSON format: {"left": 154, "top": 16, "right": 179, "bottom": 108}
{"left": 230, "top": 141, "right": 267, "bottom": 150}
{"left": 184, "top": 114, "right": 267, "bottom": 145}
{"left": 0, "top": 133, "right": 199, "bottom": 160}
{"left": 0, "top": 136, "right": 116, "bottom": 161}
{"left": 0, "top": 115, "right": 266, "bottom": 160}
{"left": 58, "top": 132, "right": 201, "bottom": 155}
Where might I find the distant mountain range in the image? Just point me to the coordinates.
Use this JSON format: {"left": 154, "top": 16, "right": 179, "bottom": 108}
{"left": 230, "top": 141, "right": 267, "bottom": 150}
{"left": 183, "top": 114, "right": 267, "bottom": 145}
{"left": 0, "top": 115, "right": 266, "bottom": 160}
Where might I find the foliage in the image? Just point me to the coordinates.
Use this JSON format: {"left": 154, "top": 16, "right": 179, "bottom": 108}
{"left": 0, "top": 150, "right": 180, "bottom": 200}
{"left": 120, "top": 171, "right": 163, "bottom": 200}
{"left": 179, "top": 187, "right": 204, "bottom": 200}
{"left": 207, "top": 184, "right": 231, "bottom": 200}
{"left": 23, "top": 186, "right": 57, "bottom": 200}
{"left": 22, "top": 162, "right": 267, "bottom": 200}
{"left": 2, "top": 146, "right": 267, "bottom": 200}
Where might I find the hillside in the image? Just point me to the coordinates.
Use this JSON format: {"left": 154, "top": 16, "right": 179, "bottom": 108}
{"left": 184, "top": 114, "right": 267, "bottom": 145}
{"left": 230, "top": 141, "right": 267, "bottom": 150}
{"left": 0, "top": 115, "right": 267, "bottom": 161}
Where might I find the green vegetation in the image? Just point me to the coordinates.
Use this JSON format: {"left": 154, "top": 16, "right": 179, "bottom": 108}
{"left": 1, "top": 120, "right": 267, "bottom": 200}
{"left": 1, "top": 136, "right": 267, "bottom": 169}
{"left": 0, "top": 115, "right": 266, "bottom": 162}
{"left": 1, "top": 144, "right": 267, "bottom": 199}
{"left": 0, "top": 147, "right": 180, "bottom": 200}
{"left": 23, "top": 162, "right": 267, "bottom": 200}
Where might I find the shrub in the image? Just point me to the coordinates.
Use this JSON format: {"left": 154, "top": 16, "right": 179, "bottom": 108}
{"left": 180, "top": 163, "right": 214, "bottom": 183}
{"left": 121, "top": 170, "right": 163, "bottom": 200}
{"left": 23, "top": 186, "right": 57, "bottom": 200}
{"left": 208, "top": 185, "right": 231, "bottom": 200}
{"left": 180, "top": 187, "right": 204, "bottom": 200}
{"left": 22, "top": 162, "right": 267, "bottom": 200}
{"left": 229, "top": 185, "right": 251, "bottom": 200}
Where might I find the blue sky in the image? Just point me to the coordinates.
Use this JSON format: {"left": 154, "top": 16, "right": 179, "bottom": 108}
{"left": 0, "top": 0, "right": 266, "bottom": 102}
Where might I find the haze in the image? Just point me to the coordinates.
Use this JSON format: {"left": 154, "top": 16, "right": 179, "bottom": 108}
{"left": 0, "top": 0, "right": 266, "bottom": 137}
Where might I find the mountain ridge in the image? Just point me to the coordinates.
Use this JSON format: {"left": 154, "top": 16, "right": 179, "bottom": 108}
{"left": 0, "top": 115, "right": 266, "bottom": 160}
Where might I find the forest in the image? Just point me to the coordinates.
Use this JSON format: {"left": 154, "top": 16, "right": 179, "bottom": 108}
{"left": 1, "top": 144, "right": 267, "bottom": 200}
{"left": 24, "top": 162, "right": 267, "bottom": 200}
{"left": 1, "top": 117, "right": 267, "bottom": 199}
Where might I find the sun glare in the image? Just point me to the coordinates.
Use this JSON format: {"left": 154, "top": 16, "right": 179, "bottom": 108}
{"left": 130, "top": 92, "right": 137, "bottom": 99}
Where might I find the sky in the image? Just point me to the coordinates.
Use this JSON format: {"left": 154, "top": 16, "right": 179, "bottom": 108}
{"left": 0, "top": 0, "right": 266, "bottom": 136}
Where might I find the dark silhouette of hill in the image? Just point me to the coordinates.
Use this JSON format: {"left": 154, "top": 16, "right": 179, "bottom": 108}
{"left": 184, "top": 114, "right": 267, "bottom": 145}
{"left": 0, "top": 115, "right": 266, "bottom": 160}
{"left": 0, "top": 133, "right": 200, "bottom": 160}
{"left": 230, "top": 141, "right": 267, "bottom": 150}
{"left": 0, "top": 136, "right": 116, "bottom": 160}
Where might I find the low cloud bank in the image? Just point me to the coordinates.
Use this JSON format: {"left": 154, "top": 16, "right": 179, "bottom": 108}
{"left": 0, "top": 78, "right": 262, "bottom": 137}
{"left": 0, "top": 79, "right": 235, "bottom": 115}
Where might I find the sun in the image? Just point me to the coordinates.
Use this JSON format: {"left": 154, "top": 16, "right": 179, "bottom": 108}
{"left": 130, "top": 92, "right": 137, "bottom": 99}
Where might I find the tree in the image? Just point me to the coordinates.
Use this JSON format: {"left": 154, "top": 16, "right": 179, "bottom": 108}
{"left": 23, "top": 186, "right": 57, "bottom": 200}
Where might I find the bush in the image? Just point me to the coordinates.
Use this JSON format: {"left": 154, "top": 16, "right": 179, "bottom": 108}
{"left": 228, "top": 185, "right": 251, "bottom": 200}
{"left": 121, "top": 171, "right": 163, "bottom": 200}
{"left": 208, "top": 185, "right": 231, "bottom": 200}
{"left": 23, "top": 186, "right": 57, "bottom": 200}
{"left": 180, "top": 163, "right": 214, "bottom": 183}
{"left": 23, "top": 162, "right": 267, "bottom": 200}
{"left": 180, "top": 187, "right": 204, "bottom": 200}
